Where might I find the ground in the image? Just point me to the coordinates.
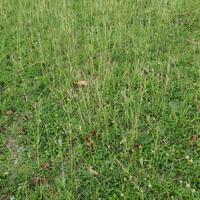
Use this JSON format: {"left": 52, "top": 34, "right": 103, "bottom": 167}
{"left": 0, "top": 0, "right": 200, "bottom": 199}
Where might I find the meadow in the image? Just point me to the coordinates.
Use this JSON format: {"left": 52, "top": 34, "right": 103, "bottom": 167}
{"left": 0, "top": 0, "right": 200, "bottom": 199}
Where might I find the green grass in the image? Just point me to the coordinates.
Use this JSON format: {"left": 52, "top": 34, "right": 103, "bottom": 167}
{"left": 1, "top": 0, "right": 200, "bottom": 199}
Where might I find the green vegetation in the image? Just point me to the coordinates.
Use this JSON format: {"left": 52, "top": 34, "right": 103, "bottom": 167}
{"left": 1, "top": 0, "right": 200, "bottom": 199}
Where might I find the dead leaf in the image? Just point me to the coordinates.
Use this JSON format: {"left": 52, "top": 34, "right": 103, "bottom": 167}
{"left": 90, "top": 130, "right": 97, "bottom": 137}
{"left": 0, "top": 81, "right": 5, "bottom": 94}
{"left": 6, "top": 109, "right": 15, "bottom": 116}
{"left": 5, "top": 142, "right": 12, "bottom": 149}
{"left": 32, "top": 176, "right": 48, "bottom": 186}
{"left": 0, "top": 126, "right": 6, "bottom": 133}
{"left": 76, "top": 80, "right": 88, "bottom": 87}
{"left": 19, "top": 127, "right": 27, "bottom": 134}
{"left": 133, "top": 143, "right": 143, "bottom": 149}
{"left": 85, "top": 137, "right": 95, "bottom": 148}
{"left": 85, "top": 131, "right": 97, "bottom": 149}
{"left": 5, "top": 139, "right": 15, "bottom": 149}
{"left": 41, "top": 162, "right": 50, "bottom": 169}
{"left": 87, "top": 166, "right": 99, "bottom": 176}
{"left": 188, "top": 39, "right": 200, "bottom": 46}
{"left": 32, "top": 176, "right": 42, "bottom": 185}
{"left": 190, "top": 135, "right": 199, "bottom": 146}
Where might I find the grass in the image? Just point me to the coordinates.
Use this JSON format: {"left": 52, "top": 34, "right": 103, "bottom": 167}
{"left": 0, "top": 0, "right": 200, "bottom": 199}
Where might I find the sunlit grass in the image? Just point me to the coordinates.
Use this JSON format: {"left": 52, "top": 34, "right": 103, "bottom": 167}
{"left": 0, "top": 0, "right": 200, "bottom": 199}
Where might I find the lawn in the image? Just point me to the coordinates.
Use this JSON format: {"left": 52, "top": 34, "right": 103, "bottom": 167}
{"left": 0, "top": 0, "right": 200, "bottom": 199}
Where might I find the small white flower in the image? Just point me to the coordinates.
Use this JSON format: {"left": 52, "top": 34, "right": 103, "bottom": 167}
{"left": 122, "top": 138, "right": 126, "bottom": 143}
{"left": 129, "top": 175, "right": 133, "bottom": 180}
{"left": 14, "top": 159, "right": 19, "bottom": 164}
{"left": 189, "top": 159, "right": 193, "bottom": 163}
{"left": 186, "top": 183, "right": 190, "bottom": 188}
{"left": 120, "top": 193, "right": 124, "bottom": 197}
{"left": 185, "top": 155, "right": 190, "bottom": 160}
{"left": 58, "top": 137, "right": 62, "bottom": 146}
